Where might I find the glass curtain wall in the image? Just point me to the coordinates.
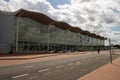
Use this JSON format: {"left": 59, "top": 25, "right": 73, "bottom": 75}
{"left": 13, "top": 17, "right": 104, "bottom": 52}
{"left": 14, "top": 17, "right": 48, "bottom": 52}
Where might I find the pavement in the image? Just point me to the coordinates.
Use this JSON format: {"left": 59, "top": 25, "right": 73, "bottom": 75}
{"left": 0, "top": 50, "right": 120, "bottom": 80}
{"left": 0, "top": 51, "right": 88, "bottom": 67}
{"left": 78, "top": 50, "right": 120, "bottom": 80}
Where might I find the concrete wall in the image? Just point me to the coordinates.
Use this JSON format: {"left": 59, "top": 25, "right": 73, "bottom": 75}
{"left": 0, "top": 12, "right": 14, "bottom": 53}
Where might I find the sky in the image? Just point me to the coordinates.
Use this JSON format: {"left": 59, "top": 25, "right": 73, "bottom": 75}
{"left": 0, "top": 0, "right": 120, "bottom": 45}
{"left": 47, "top": 0, "right": 70, "bottom": 9}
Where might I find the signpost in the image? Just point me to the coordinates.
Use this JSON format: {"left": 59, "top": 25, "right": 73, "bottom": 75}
{"left": 109, "top": 39, "right": 112, "bottom": 64}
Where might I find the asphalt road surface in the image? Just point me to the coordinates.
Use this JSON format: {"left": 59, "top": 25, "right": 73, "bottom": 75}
{"left": 0, "top": 53, "right": 118, "bottom": 80}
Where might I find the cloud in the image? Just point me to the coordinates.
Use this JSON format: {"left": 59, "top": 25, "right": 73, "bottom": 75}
{"left": 0, "top": 0, "right": 120, "bottom": 45}
{"left": 0, "top": 0, "right": 13, "bottom": 11}
{"left": 88, "top": 16, "right": 95, "bottom": 22}
{"left": 80, "top": 0, "right": 91, "bottom": 3}
{"left": 114, "top": 32, "right": 120, "bottom": 35}
{"left": 102, "top": 14, "right": 115, "bottom": 24}
{"left": 84, "top": 7, "right": 98, "bottom": 15}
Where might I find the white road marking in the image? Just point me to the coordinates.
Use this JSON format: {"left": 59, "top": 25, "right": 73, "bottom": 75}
{"left": 56, "top": 65, "right": 64, "bottom": 68}
{"left": 25, "top": 65, "right": 34, "bottom": 68}
{"left": 38, "top": 68, "right": 50, "bottom": 72}
{"left": 12, "top": 74, "right": 29, "bottom": 79}
{"left": 75, "top": 62, "right": 81, "bottom": 65}
{"left": 68, "top": 63, "right": 74, "bottom": 66}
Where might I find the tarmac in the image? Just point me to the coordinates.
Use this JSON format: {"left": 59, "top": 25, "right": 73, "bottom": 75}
{"left": 0, "top": 50, "right": 120, "bottom": 80}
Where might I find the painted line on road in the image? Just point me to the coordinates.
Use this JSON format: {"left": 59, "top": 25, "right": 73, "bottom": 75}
{"left": 12, "top": 74, "right": 29, "bottom": 79}
{"left": 56, "top": 65, "right": 64, "bottom": 68}
{"left": 25, "top": 65, "right": 34, "bottom": 68}
{"left": 75, "top": 62, "right": 81, "bottom": 65}
{"left": 38, "top": 68, "right": 50, "bottom": 72}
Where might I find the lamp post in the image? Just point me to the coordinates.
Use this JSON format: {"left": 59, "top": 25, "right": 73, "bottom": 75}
{"left": 15, "top": 12, "right": 24, "bottom": 52}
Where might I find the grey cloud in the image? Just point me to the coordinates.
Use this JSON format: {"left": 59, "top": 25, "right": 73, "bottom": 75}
{"left": 92, "top": 29, "right": 105, "bottom": 35}
{"left": 117, "top": 1, "right": 120, "bottom": 5}
{"left": 84, "top": 7, "right": 98, "bottom": 14}
{"left": 80, "top": 0, "right": 91, "bottom": 3}
{"left": 91, "top": 24, "right": 103, "bottom": 29}
{"left": 88, "top": 16, "right": 95, "bottom": 22}
{"left": 85, "top": 24, "right": 105, "bottom": 35}
{"left": 101, "top": 14, "right": 115, "bottom": 24}
{"left": 110, "top": 8, "right": 120, "bottom": 14}
{"left": 76, "top": 15, "right": 86, "bottom": 23}
{"left": 74, "top": 11, "right": 86, "bottom": 23}
{"left": 114, "top": 32, "right": 120, "bottom": 35}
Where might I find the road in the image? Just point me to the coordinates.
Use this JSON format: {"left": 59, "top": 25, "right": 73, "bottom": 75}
{"left": 0, "top": 53, "right": 118, "bottom": 80}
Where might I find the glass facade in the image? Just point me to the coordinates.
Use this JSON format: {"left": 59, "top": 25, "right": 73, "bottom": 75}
{"left": 13, "top": 17, "right": 104, "bottom": 52}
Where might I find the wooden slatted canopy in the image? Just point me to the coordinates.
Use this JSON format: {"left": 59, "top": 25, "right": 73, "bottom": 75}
{"left": 69, "top": 27, "right": 83, "bottom": 33}
{"left": 81, "top": 30, "right": 91, "bottom": 36}
{"left": 90, "top": 33, "right": 98, "bottom": 39}
{"left": 52, "top": 21, "right": 71, "bottom": 30}
{"left": 16, "top": 9, "right": 55, "bottom": 25}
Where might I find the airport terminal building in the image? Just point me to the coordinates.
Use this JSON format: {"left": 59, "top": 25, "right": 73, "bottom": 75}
{"left": 0, "top": 9, "right": 106, "bottom": 53}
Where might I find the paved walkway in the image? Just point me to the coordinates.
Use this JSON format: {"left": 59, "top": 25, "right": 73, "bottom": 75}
{"left": 0, "top": 53, "right": 58, "bottom": 60}
{"left": 78, "top": 50, "right": 120, "bottom": 80}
